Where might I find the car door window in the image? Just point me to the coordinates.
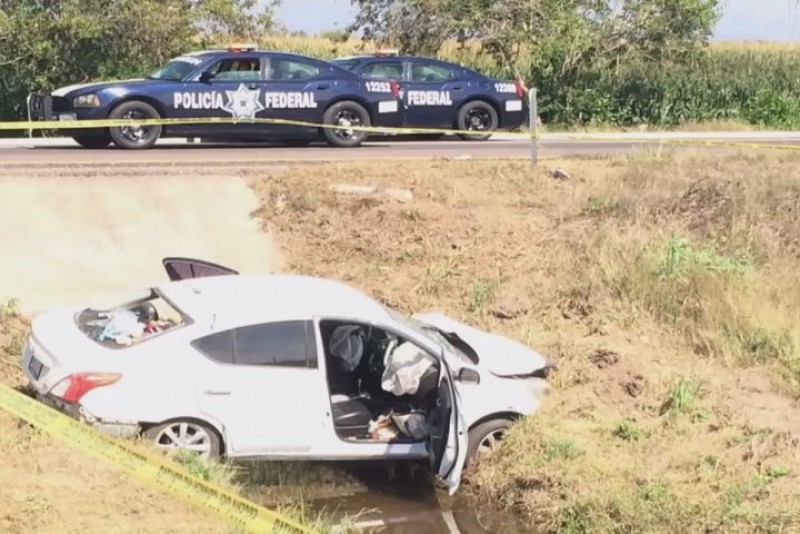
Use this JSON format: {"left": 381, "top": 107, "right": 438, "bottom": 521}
{"left": 268, "top": 58, "right": 320, "bottom": 81}
{"left": 361, "top": 61, "right": 403, "bottom": 80}
{"left": 207, "top": 58, "right": 262, "bottom": 82}
{"left": 410, "top": 62, "right": 452, "bottom": 82}
{"left": 193, "top": 321, "right": 317, "bottom": 367}
{"left": 192, "top": 330, "right": 234, "bottom": 364}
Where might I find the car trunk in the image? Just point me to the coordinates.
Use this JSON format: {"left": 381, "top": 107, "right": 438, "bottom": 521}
{"left": 24, "top": 306, "right": 112, "bottom": 395}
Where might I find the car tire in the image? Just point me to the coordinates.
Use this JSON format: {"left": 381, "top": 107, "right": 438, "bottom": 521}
{"left": 321, "top": 100, "right": 371, "bottom": 148}
{"left": 72, "top": 132, "right": 112, "bottom": 149}
{"left": 108, "top": 100, "right": 162, "bottom": 150}
{"left": 466, "top": 418, "right": 513, "bottom": 468}
{"left": 456, "top": 100, "right": 499, "bottom": 141}
{"left": 144, "top": 419, "right": 222, "bottom": 460}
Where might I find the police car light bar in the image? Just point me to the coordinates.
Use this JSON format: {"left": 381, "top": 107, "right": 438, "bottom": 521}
{"left": 228, "top": 43, "right": 258, "bottom": 52}
{"left": 374, "top": 48, "right": 400, "bottom": 57}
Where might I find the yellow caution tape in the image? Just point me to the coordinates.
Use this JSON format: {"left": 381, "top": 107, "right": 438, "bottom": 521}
{"left": 0, "top": 383, "right": 318, "bottom": 534}
{"left": 0, "top": 115, "right": 534, "bottom": 138}
{"left": 548, "top": 134, "right": 800, "bottom": 151}
{"left": 4, "top": 115, "right": 799, "bottom": 151}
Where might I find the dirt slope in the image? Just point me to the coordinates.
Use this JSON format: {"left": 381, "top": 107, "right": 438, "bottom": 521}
{"left": 0, "top": 174, "right": 282, "bottom": 314}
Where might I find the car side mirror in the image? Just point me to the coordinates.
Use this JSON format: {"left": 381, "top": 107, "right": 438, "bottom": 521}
{"left": 199, "top": 71, "right": 214, "bottom": 83}
{"left": 456, "top": 368, "right": 480, "bottom": 385}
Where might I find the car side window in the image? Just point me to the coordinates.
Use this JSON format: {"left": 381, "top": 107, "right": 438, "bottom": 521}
{"left": 361, "top": 61, "right": 403, "bottom": 80}
{"left": 410, "top": 62, "right": 452, "bottom": 82}
{"left": 193, "top": 321, "right": 317, "bottom": 367}
{"left": 192, "top": 330, "right": 234, "bottom": 364}
{"left": 206, "top": 58, "right": 262, "bottom": 82}
{"left": 268, "top": 58, "right": 320, "bottom": 81}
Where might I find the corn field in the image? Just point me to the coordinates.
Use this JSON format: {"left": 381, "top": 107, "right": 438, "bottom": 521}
{"left": 260, "top": 35, "right": 800, "bottom": 129}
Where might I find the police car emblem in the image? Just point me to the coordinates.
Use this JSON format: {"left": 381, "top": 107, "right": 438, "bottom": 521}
{"left": 222, "top": 83, "right": 265, "bottom": 120}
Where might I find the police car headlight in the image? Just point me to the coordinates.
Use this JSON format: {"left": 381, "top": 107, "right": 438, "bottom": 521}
{"left": 73, "top": 94, "right": 101, "bottom": 108}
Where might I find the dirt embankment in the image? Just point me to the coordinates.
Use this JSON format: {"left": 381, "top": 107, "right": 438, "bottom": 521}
{"left": 0, "top": 174, "right": 282, "bottom": 314}
{"left": 251, "top": 154, "right": 800, "bottom": 533}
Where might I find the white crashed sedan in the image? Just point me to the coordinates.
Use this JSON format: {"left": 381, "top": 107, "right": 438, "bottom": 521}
{"left": 21, "top": 258, "right": 555, "bottom": 494}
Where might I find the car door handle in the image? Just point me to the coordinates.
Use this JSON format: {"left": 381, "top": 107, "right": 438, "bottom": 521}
{"left": 203, "top": 390, "right": 231, "bottom": 396}
{"left": 316, "top": 84, "right": 330, "bottom": 90}
{"left": 451, "top": 86, "right": 464, "bottom": 91}
{"left": 246, "top": 84, "right": 259, "bottom": 90}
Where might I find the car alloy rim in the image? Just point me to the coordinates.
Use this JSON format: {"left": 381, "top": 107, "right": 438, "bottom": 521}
{"left": 477, "top": 429, "right": 505, "bottom": 457}
{"left": 465, "top": 108, "right": 492, "bottom": 131}
{"left": 120, "top": 110, "right": 153, "bottom": 143}
{"left": 334, "top": 109, "right": 362, "bottom": 140}
{"left": 153, "top": 422, "right": 213, "bottom": 458}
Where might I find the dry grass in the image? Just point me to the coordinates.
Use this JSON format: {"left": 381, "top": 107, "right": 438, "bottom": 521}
{"left": 250, "top": 151, "right": 800, "bottom": 532}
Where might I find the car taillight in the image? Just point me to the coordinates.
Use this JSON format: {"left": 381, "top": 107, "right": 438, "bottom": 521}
{"left": 50, "top": 373, "right": 121, "bottom": 403}
{"left": 515, "top": 79, "right": 527, "bottom": 98}
{"left": 389, "top": 79, "right": 401, "bottom": 98}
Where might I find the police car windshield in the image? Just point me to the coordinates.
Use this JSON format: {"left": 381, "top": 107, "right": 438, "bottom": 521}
{"left": 148, "top": 58, "right": 201, "bottom": 81}
{"left": 329, "top": 59, "right": 358, "bottom": 71}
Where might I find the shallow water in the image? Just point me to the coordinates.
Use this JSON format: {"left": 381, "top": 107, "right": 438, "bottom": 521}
{"left": 247, "top": 461, "right": 533, "bottom": 532}
{"left": 312, "top": 488, "right": 532, "bottom": 533}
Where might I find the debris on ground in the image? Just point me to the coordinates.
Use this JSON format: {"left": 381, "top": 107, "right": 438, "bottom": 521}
{"left": 589, "top": 348, "right": 621, "bottom": 369}
{"left": 548, "top": 167, "right": 571, "bottom": 181}
{"left": 330, "top": 184, "right": 414, "bottom": 203}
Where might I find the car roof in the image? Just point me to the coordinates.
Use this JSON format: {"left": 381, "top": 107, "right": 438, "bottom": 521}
{"left": 157, "top": 273, "right": 392, "bottom": 327}
{"left": 193, "top": 49, "right": 329, "bottom": 61}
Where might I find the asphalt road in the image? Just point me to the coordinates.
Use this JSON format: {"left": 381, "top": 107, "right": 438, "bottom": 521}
{"left": 2, "top": 133, "right": 800, "bottom": 165}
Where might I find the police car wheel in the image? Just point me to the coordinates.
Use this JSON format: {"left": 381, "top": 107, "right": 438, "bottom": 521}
{"left": 108, "top": 101, "right": 162, "bottom": 150}
{"left": 456, "top": 101, "right": 498, "bottom": 141}
{"left": 72, "top": 132, "right": 112, "bottom": 149}
{"left": 322, "top": 101, "right": 370, "bottom": 148}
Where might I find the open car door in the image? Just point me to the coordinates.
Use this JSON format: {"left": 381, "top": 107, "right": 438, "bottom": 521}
{"left": 162, "top": 257, "right": 239, "bottom": 281}
{"left": 428, "top": 354, "right": 469, "bottom": 494}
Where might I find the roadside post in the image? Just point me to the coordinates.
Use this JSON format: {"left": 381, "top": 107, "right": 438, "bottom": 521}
{"left": 25, "top": 95, "right": 33, "bottom": 139}
{"left": 529, "top": 87, "right": 538, "bottom": 164}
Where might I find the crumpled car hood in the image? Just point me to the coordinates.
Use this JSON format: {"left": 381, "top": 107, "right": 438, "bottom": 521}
{"left": 412, "top": 312, "right": 555, "bottom": 377}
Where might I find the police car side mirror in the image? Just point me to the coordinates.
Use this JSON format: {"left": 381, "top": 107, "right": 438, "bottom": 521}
{"left": 199, "top": 71, "right": 214, "bottom": 83}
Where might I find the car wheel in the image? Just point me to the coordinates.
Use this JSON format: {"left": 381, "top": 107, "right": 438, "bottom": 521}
{"left": 108, "top": 100, "right": 162, "bottom": 150}
{"left": 72, "top": 132, "right": 112, "bottom": 149}
{"left": 144, "top": 420, "right": 221, "bottom": 460}
{"left": 466, "top": 418, "right": 512, "bottom": 468}
{"left": 456, "top": 100, "right": 498, "bottom": 141}
{"left": 322, "top": 100, "right": 371, "bottom": 148}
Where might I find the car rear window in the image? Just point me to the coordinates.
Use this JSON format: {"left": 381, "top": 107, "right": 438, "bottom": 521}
{"left": 76, "top": 289, "right": 188, "bottom": 349}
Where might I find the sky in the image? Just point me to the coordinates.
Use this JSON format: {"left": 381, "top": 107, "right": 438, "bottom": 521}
{"left": 275, "top": 0, "right": 800, "bottom": 42}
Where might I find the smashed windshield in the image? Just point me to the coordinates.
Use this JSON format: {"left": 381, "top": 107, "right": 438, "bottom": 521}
{"left": 148, "top": 56, "right": 204, "bottom": 81}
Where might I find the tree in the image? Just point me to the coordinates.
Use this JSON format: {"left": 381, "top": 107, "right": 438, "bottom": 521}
{"left": 347, "top": 0, "right": 720, "bottom": 79}
{"left": 190, "top": 0, "right": 281, "bottom": 42}
{"left": 0, "top": 0, "right": 282, "bottom": 121}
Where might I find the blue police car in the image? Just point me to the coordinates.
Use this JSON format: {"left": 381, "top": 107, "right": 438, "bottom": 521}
{"left": 329, "top": 51, "right": 529, "bottom": 140}
{"left": 27, "top": 45, "right": 405, "bottom": 149}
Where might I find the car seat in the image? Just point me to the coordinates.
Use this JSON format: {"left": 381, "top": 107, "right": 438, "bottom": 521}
{"left": 328, "top": 325, "right": 373, "bottom": 438}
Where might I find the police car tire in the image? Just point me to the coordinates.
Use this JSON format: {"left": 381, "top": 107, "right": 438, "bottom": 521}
{"left": 456, "top": 101, "right": 498, "bottom": 141}
{"left": 72, "top": 132, "right": 112, "bottom": 149}
{"left": 322, "top": 101, "right": 370, "bottom": 148}
{"left": 108, "top": 101, "right": 162, "bottom": 150}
